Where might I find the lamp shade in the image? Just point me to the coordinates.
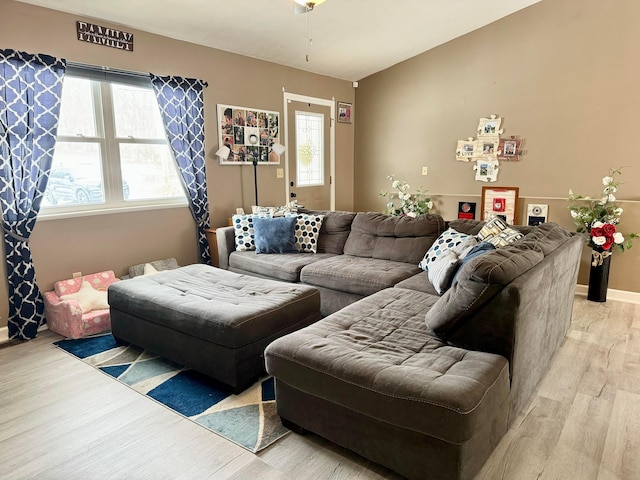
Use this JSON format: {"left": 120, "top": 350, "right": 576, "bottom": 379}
{"left": 215, "top": 145, "right": 230, "bottom": 161}
{"left": 271, "top": 142, "right": 286, "bottom": 156}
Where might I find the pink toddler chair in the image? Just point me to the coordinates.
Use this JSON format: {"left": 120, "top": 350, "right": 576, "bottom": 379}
{"left": 43, "top": 271, "right": 120, "bottom": 339}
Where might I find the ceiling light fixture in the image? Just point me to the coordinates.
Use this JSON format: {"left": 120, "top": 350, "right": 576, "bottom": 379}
{"left": 293, "top": 0, "right": 327, "bottom": 62}
{"left": 293, "top": 0, "right": 326, "bottom": 13}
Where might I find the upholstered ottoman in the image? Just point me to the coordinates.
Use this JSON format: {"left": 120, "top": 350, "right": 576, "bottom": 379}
{"left": 108, "top": 264, "right": 321, "bottom": 392}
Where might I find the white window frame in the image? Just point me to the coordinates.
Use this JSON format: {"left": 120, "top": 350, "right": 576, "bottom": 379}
{"left": 39, "top": 71, "right": 188, "bottom": 220}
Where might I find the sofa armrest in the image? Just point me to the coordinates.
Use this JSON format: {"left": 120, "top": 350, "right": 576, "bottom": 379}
{"left": 216, "top": 226, "right": 236, "bottom": 270}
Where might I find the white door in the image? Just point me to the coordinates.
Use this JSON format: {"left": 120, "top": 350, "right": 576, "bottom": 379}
{"left": 283, "top": 92, "right": 335, "bottom": 211}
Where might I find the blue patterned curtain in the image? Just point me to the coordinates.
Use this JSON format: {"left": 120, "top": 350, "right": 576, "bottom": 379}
{"left": 150, "top": 75, "right": 211, "bottom": 264}
{"left": 0, "top": 50, "right": 66, "bottom": 339}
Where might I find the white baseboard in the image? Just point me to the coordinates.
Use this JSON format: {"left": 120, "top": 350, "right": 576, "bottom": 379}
{"left": 575, "top": 284, "right": 640, "bottom": 304}
{"left": 0, "top": 324, "right": 49, "bottom": 345}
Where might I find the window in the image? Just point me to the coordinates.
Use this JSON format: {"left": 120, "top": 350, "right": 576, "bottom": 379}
{"left": 41, "top": 73, "right": 186, "bottom": 215}
{"left": 295, "top": 111, "right": 324, "bottom": 187}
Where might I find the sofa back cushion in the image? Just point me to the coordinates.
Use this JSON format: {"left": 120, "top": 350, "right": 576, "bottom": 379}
{"left": 317, "top": 211, "right": 357, "bottom": 254}
{"left": 425, "top": 223, "right": 574, "bottom": 339}
{"left": 344, "top": 212, "right": 446, "bottom": 264}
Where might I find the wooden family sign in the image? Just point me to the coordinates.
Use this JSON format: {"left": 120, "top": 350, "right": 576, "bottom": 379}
{"left": 76, "top": 21, "right": 134, "bottom": 52}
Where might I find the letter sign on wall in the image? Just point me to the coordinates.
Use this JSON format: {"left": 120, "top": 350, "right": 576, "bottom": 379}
{"left": 76, "top": 21, "right": 134, "bottom": 52}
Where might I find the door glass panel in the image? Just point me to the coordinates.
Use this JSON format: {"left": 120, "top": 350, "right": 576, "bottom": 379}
{"left": 43, "top": 142, "right": 104, "bottom": 206}
{"left": 295, "top": 111, "right": 324, "bottom": 187}
{"left": 119, "top": 144, "right": 184, "bottom": 200}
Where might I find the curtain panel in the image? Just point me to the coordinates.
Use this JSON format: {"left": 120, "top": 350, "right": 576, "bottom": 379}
{"left": 0, "top": 49, "right": 66, "bottom": 339}
{"left": 150, "top": 75, "right": 211, "bottom": 264}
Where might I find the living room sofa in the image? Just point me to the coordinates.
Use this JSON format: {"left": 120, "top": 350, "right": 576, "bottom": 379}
{"left": 217, "top": 212, "right": 583, "bottom": 479}
{"left": 217, "top": 210, "right": 447, "bottom": 315}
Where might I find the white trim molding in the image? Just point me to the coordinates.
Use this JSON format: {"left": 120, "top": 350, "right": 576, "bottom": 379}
{"left": 0, "top": 326, "right": 8, "bottom": 343}
{"left": 575, "top": 284, "right": 640, "bottom": 304}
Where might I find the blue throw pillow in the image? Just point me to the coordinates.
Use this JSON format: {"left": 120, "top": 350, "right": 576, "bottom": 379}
{"left": 253, "top": 216, "right": 298, "bottom": 254}
{"left": 451, "top": 241, "right": 496, "bottom": 285}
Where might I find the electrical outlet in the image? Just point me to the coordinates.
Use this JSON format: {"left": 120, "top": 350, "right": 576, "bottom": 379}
{"left": 422, "top": 166, "right": 429, "bottom": 176}
{"left": 276, "top": 168, "right": 284, "bottom": 179}
{"left": 72, "top": 272, "right": 82, "bottom": 278}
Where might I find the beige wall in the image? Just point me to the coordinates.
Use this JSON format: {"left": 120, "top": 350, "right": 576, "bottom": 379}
{"left": 0, "top": 0, "right": 355, "bottom": 329}
{"left": 354, "top": 0, "right": 640, "bottom": 293}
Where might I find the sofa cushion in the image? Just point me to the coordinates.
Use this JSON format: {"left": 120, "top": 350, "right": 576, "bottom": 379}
{"left": 300, "top": 255, "right": 422, "bottom": 296}
{"left": 265, "top": 287, "right": 510, "bottom": 444}
{"left": 298, "top": 209, "right": 357, "bottom": 254}
{"left": 254, "top": 216, "right": 298, "bottom": 254}
{"left": 423, "top": 226, "right": 574, "bottom": 339}
{"left": 343, "top": 212, "right": 446, "bottom": 264}
{"left": 393, "top": 271, "right": 439, "bottom": 295}
{"left": 128, "top": 258, "right": 179, "bottom": 278}
{"left": 230, "top": 250, "right": 337, "bottom": 282}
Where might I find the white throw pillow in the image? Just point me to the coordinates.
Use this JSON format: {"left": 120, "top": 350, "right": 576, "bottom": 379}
{"left": 143, "top": 263, "right": 159, "bottom": 275}
{"left": 60, "top": 281, "right": 109, "bottom": 313}
{"left": 418, "top": 228, "right": 470, "bottom": 271}
{"left": 428, "top": 250, "right": 461, "bottom": 295}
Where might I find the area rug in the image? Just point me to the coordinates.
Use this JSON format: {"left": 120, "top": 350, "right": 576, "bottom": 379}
{"left": 53, "top": 334, "right": 289, "bottom": 453}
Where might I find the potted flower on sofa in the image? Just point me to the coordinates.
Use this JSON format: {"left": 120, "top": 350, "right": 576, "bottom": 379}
{"left": 379, "top": 174, "right": 433, "bottom": 217}
{"left": 568, "top": 167, "right": 637, "bottom": 302}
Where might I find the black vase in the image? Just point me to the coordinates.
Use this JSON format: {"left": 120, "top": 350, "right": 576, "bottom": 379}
{"left": 587, "top": 251, "right": 611, "bottom": 302}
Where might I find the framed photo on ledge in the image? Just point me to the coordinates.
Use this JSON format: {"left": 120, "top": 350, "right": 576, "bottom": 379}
{"left": 481, "top": 186, "right": 519, "bottom": 225}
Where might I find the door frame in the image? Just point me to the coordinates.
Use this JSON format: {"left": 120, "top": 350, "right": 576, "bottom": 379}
{"left": 283, "top": 91, "right": 335, "bottom": 210}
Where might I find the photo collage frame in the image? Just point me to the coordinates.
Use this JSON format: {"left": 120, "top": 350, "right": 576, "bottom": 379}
{"left": 455, "top": 115, "right": 524, "bottom": 182}
{"left": 217, "top": 104, "right": 281, "bottom": 164}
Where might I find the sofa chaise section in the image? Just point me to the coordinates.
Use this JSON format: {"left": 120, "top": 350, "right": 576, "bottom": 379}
{"left": 265, "top": 287, "right": 510, "bottom": 480}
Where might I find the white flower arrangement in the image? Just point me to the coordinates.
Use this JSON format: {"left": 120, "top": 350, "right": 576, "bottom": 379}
{"left": 379, "top": 174, "right": 432, "bottom": 217}
{"left": 568, "top": 167, "right": 637, "bottom": 265}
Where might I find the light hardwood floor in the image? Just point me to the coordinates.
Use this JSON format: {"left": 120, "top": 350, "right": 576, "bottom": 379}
{"left": 1, "top": 296, "right": 638, "bottom": 480}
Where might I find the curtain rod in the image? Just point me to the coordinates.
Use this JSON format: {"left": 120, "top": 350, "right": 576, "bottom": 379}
{"left": 66, "top": 60, "right": 149, "bottom": 79}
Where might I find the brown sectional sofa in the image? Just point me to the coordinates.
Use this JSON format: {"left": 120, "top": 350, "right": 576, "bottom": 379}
{"left": 216, "top": 211, "right": 583, "bottom": 480}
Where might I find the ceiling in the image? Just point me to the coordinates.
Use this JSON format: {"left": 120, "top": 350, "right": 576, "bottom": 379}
{"left": 17, "top": 0, "right": 541, "bottom": 81}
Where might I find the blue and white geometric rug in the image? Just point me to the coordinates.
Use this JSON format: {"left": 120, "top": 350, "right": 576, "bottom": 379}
{"left": 54, "top": 334, "right": 289, "bottom": 453}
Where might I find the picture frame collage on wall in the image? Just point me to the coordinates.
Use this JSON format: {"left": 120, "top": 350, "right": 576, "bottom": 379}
{"left": 455, "top": 114, "right": 524, "bottom": 183}
{"left": 217, "top": 104, "right": 281, "bottom": 165}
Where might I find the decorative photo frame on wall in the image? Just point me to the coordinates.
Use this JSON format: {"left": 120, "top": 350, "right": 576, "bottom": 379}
{"left": 337, "top": 101, "right": 352, "bottom": 123}
{"left": 456, "top": 138, "right": 476, "bottom": 162}
{"left": 498, "top": 136, "right": 524, "bottom": 161}
{"left": 475, "top": 138, "right": 500, "bottom": 157}
{"left": 481, "top": 186, "right": 520, "bottom": 225}
{"left": 217, "top": 104, "right": 280, "bottom": 164}
{"left": 473, "top": 159, "right": 500, "bottom": 182}
{"left": 477, "top": 115, "right": 503, "bottom": 137}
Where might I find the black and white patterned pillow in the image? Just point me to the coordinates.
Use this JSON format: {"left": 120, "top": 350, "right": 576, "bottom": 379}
{"left": 418, "top": 228, "right": 470, "bottom": 271}
{"left": 290, "top": 214, "right": 324, "bottom": 253}
{"left": 232, "top": 213, "right": 271, "bottom": 251}
{"left": 477, "top": 216, "right": 524, "bottom": 248}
